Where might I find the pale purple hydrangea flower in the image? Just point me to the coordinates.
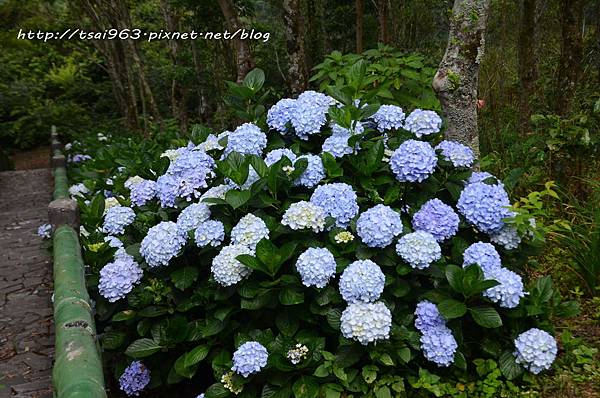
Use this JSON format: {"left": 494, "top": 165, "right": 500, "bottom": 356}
{"left": 295, "top": 247, "right": 337, "bottom": 288}
{"left": 140, "top": 221, "right": 186, "bottom": 267}
{"left": 293, "top": 154, "right": 325, "bottom": 188}
{"left": 102, "top": 206, "right": 135, "bottom": 235}
{"left": 457, "top": 182, "right": 512, "bottom": 233}
{"left": 340, "top": 301, "right": 392, "bottom": 345}
{"left": 390, "top": 140, "right": 437, "bottom": 183}
{"left": 435, "top": 140, "right": 475, "bottom": 168}
{"left": 98, "top": 252, "right": 143, "bottom": 302}
{"left": 310, "top": 183, "right": 359, "bottom": 228}
{"left": 232, "top": 341, "right": 268, "bottom": 377}
{"left": 119, "top": 361, "right": 150, "bottom": 396}
{"left": 411, "top": 199, "right": 460, "bottom": 242}
{"left": 339, "top": 259, "right": 385, "bottom": 303}
{"left": 223, "top": 123, "right": 267, "bottom": 158}
{"left": 267, "top": 98, "right": 296, "bottom": 133}
{"left": 356, "top": 204, "right": 403, "bottom": 248}
{"left": 514, "top": 328, "right": 557, "bottom": 374}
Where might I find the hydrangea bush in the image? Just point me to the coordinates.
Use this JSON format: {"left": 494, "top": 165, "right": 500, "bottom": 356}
{"left": 67, "top": 68, "right": 577, "bottom": 397}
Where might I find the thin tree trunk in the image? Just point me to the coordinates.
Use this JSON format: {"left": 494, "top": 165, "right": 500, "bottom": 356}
{"left": 377, "top": 0, "right": 390, "bottom": 44}
{"left": 217, "top": 0, "right": 254, "bottom": 83}
{"left": 555, "top": 0, "right": 584, "bottom": 115}
{"left": 283, "top": 0, "right": 308, "bottom": 95}
{"left": 356, "top": 0, "right": 364, "bottom": 53}
{"left": 518, "top": 0, "right": 538, "bottom": 134}
{"left": 432, "top": 0, "right": 492, "bottom": 158}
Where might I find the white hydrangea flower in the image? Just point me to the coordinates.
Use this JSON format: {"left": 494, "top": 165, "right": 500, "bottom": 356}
{"left": 211, "top": 245, "right": 254, "bottom": 286}
{"left": 281, "top": 201, "right": 326, "bottom": 233}
{"left": 231, "top": 213, "right": 269, "bottom": 250}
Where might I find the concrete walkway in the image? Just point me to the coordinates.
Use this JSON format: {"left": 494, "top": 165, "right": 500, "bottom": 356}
{"left": 0, "top": 169, "right": 54, "bottom": 398}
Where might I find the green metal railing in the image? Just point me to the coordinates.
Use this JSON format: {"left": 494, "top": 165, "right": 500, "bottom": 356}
{"left": 50, "top": 128, "right": 107, "bottom": 398}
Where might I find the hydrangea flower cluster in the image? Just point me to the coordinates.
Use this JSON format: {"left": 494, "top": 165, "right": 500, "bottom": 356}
{"left": 281, "top": 201, "right": 326, "bottom": 232}
{"left": 395, "top": 231, "right": 441, "bottom": 269}
{"left": 334, "top": 231, "right": 354, "bottom": 244}
{"left": 37, "top": 223, "right": 52, "bottom": 239}
{"left": 490, "top": 225, "right": 521, "bottom": 250}
{"left": 514, "top": 328, "right": 558, "bottom": 374}
{"left": 104, "top": 235, "right": 123, "bottom": 248}
{"left": 211, "top": 245, "right": 253, "bottom": 286}
{"left": 411, "top": 198, "right": 460, "bottom": 242}
{"left": 69, "top": 183, "right": 89, "bottom": 198}
{"left": 119, "top": 361, "right": 150, "bottom": 396}
{"left": 223, "top": 123, "right": 267, "bottom": 157}
{"left": 463, "top": 242, "right": 502, "bottom": 272}
{"left": 322, "top": 133, "right": 353, "bottom": 158}
{"left": 295, "top": 247, "right": 337, "bottom": 288}
{"left": 99, "top": 252, "right": 143, "bottom": 302}
{"left": 287, "top": 343, "right": 309, "bottom": 364}
{"left": 290, "top": 91, "right": 333, "bottom": 139}
{"left": 200, "top": 184, "right": 230, "bottom": 205}
{"left": 339, "top": 260, "right": 385, "bottom": 303}
{"left": 414, "top": 300, "right": 457, "bottom": 367}
{"left": 194, "top": 220, "right": 225, "bottom": 248}
{"left": 231, "top": 341, "right": 269, "bottom": 377}
{"left": 293, "top": 154, "right": 325, "bottom": 188}
{"left": 371, "top": 105, "right": 405, "bottom": 132}
{"left": 435, "top": 140, "right": 475, "bottom": 168}
{"left": 457, "top": 182, "right": 512, "bottom": 233}
{"left": 403, "top": 109, "right": 442, "bottom": 137}
{"left": 310, "top": 183, "right": 359, "bottom": 228}
{"left": 231, "top": 213, "right": 269, "bottom": 250}
{"left": 129, "top": 179, "right": 156, "bottom": 207}
{"left": 267, "top": 98, "right": 296, "bottom": 133}
{"left": 467, "top": 171, "right": 501, "bottom": 186}
{"left": 102, "top": 206, "right": 135, "bottom": 235}
{"left": 390, "top": 140, "right": 437, "bottom": 182}
{"left": 340, "top": 301, "right": 392, "bottom": 345}
{"left": 356, "top": 204, "right": 402, "bottom": 248}
{"left": 140, "top": 221, "right": 187, "bottom": 267}
{"left": 264, "top": 148, "right": 297, "bottom": 166}
{"left": 176, "top": 203, "right": 211, "bottom": 232}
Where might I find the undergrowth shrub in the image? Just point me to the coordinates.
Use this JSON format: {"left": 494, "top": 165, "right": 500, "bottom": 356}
{"left": 66, "top": 66, "right": 578, "bottom": 398}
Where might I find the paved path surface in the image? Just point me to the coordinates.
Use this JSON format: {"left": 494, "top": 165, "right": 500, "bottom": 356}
{"left": 0, "top": 169, "right": 53, "bottom": 398}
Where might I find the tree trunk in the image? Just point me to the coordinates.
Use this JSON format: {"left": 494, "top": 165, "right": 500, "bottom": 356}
{"left": 377, "top": 0, "right": 390, "bottom": 44}
{"left": 518, "top": 0, "right": 538, "bottom": 134}
{"left": 283, "top": 0, "right": 308, "bottom": 95}
{"left": 432, "top": 0, "right": 492, "bottom": 158}
{"left": 555, "top": 0, "right": 584, "bottom": 115}
{"left": 217, "top": 0, "right": 254, "bottom": 83}
{"left": 356, "top": 0, "right": 364, "bottom": 53}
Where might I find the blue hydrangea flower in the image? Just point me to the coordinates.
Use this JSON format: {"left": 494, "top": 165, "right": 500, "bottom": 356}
{"left": 322, "top": 133, "right": 353, "bottom": 158}
{"left": 411, "top": 199, "right": 460, "bottom": 242}
{"left": 414, "top": 300, "right": 446, "bottom": 332}
{"left": 223, "top": 123, "right": 267, "bottom": 157}
{"left": 514, "top": 328, "right": 557, "bottom": 374}
{"left": 293, "top": 154, "right": 325, "bottom": 188}
{"left": 462, "top": 242, "right": 502, "bottom": 272}
{"left": 104, "top": 235, "right": 123, "bottom": 248}
{"left": 167, "top": 145, "right": 216, "bottom": 201}
{"left": 231, "top": 213, "right": 269, "bottom": 250}
{"left": 420, "top": 325, "right": 458, "bottom": 367}
{"left": 211, "top": 245, "right": 253, "bottom": 286}
{"left": 102, "top": 206, "right": 135, "bottom": 235}
{"left": 267, "top": 98, "right": 296, "bottom": 133}
{"left": 490, "top": 225, "right": 521, "bottom": 250}
{"left": 196, "top": 395, "right": 205, "bottom": 398}
{"left": 396, "top": 231, "right": 442, "bottom": 269}
{"left": 281, "top": 201, "right": 326, "bottom": 232}
{"left": 194, "top": 220, "right": 225, "bottom": 248}
{"left": 372, "top": 105, "right": 405, "bottom": 132}
{"left": 483, "top": 267, "right": 525, "bottom": 308}
{"left": 264, "top": 148, "right": 297, "bottom": 166}
{"left": 119, "top": 361, "right": 150, "bottom": 396}
{"left": 140, "top": 221, "right": 186, "bottom": 267}
{"left": 176, "top": 203, "right": 211, "bottom": 232}
{"left": 70, "top": 154, "right": 92, "bottom": 163}
{"left": 232, "top": 341, "right": 268, "bottom": 377}
{"left": 467, "top": 171, "right": 502, "bottom": 186}
{"left": 200, "top": 184, "right": 231, "bottom": 205}
{"left": 339, "top": 259, "right": 385, "bottom": 303}
{"left": 37, "top": 224, "right": 52, "bottom": 239}
{"left": 310, "top": 183, "right": 359, "bottom": 228}
{"left": 340, "top": 301, "right": 392, "bottom": 345}
{"left": 356, "top": 204, "right": 403, "bottom": 248}
{"left": 69, "top": 183, "right": 89, "bottom": 198}
{"left": 198, "top": 134, "right": 224, "bottom": 152}
{"left": 295, "top": 247, "right": 337, "bottom": 288}
{"left": 435, "top": 140, "right": 475, "bottom": 168}
{"left": 331, "top": 121, "right": 364, "bottom": 136}
{"left": 390, "top": 140, "right": 437, "bottom": 183}
{"left": 290, "top": 91, "right": 333, "bottom": 139}
{"left": 457, "top": 182, "right": 512, "bottom": 233}
{"left": 403, "top": 109, "right": 442, "bottom": 138}
{"left": 156, "top": 173, "right": 179, "bottom": 208}
{"left": 129, "top": 179, "right": 156, "bottom": 207}
{"left": 98, "top": 253, "right": 143, "bottom": 302}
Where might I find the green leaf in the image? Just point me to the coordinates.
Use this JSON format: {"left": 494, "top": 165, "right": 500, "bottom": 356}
{"left": 326, "top": 308, "right": 341, "bottom": 330}
{"left": 112, "top": 310, "right": 136, "bottom": 322}
{"left": 292, "top": 376, "right": 319, "bottom": 398}
{"left": 279, "top": 288, "right": 304, "bottom": 305}
{"left": 138, "top": 306, "right": 168, "bottom": 317}
{"left": 225, "top": 189, "right": 252, "bottom": 209}
{"left": 205, "top": 382, "right": 231, "bottom": 398}
{"left": 314, "top": 364, "right": 330, "bottom": 377}
{"left": 184, "top": 345, "right": 210, "bottom": 367}
{"left": 174, "top": 353, "right": 197, "bottom": 378}
{"left": 249, "top": 155, "right": 269, "bottom": 178}
{"left": 499, "top": 350, "right": 523, "bottom": 380}
{"left": 438, "top": 299, "right": 467, "bottom": 319}
{"left": 243, "top": 68, "right": 265, "bottom": 91}
{"left": 275, "top": 310, "right": 299, "bottom": 336}
{"left": 362, "top": 365, "right": 378, "bottom": 383}
{"left": 125, "top": 338, "right": 161, "bottom": 358}
{"left": 397, "top": 347, "right": 411, "bottom": 363}
{"left": 375, "top": 386, "right": 392, "bottom": 398}
{"left": 171, "top": 266, "right": 199, "bottom": 291}
{"left": 469, "top": 306, "right": 503, "bottom": 328}
{"left": 445, "top": 264, "right": 464, "bottom": 293}
{"left": 321, "top": 152, "right": 343, "bottom": 178}
{"left": 101, "top": 330, "right": 126, "bottom": 350}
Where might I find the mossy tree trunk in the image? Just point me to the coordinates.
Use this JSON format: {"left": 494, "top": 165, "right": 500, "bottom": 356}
{"left": 218, "top": 0, "right": 254, "bottom": 83}
{"left": 356, "top": 0, "right": 364, "bottom": 53}
{"left": 518, "top": 0, "right": 538, "bottom": 135}
{"left": 432, "top": 0, "right": 492, "bottom": 158}
{"left": 283, "top": 0, "right": 308, "bottom": 95}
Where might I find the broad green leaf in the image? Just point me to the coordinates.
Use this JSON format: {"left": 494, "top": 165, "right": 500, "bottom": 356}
{"left": 225, "top": 189, "right": 252, "bottom": 209}
{"left": 438, "top": 299, "right": 467, "bottom": 319}
{"left": 279, "top": 288, "right": 304, "bottom": 305}
{"left": 125, "top": 338, "right": 161, "bottom": 358}
{"left": 499, "top": 350, "right": 523, "bottom": 380}
{"left": 171, "top": 266, "right": 199, "bottom": 291}
{"left": 184, "top": 345, "right": 210, "bottom": 367}
{"left": 293, "top": 376, "right": 319, "bottom": 398}
{"left": 469, "top": 306, "right": 503, "bottom": 328}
